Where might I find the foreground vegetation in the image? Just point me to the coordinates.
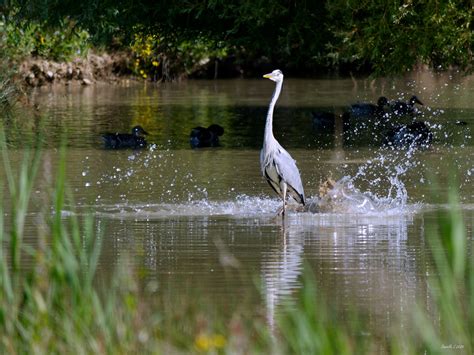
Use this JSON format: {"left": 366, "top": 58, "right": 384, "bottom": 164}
{"left": 1, "top": 1, "right": 472, "bottom": 79}
{"left": 0, "top": 129, "right": 472, "bottom": 352}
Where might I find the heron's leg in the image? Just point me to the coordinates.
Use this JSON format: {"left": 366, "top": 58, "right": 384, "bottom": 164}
{"left": 275, "top": 182, "right": 288, "bottom": 216}
{"left": 281, "top": 182, "right": 287, "bottom": 216}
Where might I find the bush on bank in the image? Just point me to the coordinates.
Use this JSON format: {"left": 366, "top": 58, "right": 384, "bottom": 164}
{"left": 2, "top": 1, "right": 473, "bottom": 80}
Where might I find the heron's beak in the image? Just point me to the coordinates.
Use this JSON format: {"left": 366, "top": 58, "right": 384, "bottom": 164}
{"left": 415, "top": 97, "right": 424, "bottom": 105}
{"left": 263, "top": 73, "right": 272, "bottom": 79}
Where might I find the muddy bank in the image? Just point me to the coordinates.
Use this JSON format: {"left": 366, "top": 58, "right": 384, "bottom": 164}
{"left": 18, "top": 52, "right": 133, "bottom": 87}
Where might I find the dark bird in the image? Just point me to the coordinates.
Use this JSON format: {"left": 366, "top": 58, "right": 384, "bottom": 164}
{"left": 384, "top": 121, "right": 433, "bottom": 148}
{"left": 311, "top": 111, "right": 336, "bottom": 131}
{"left": 190, "top": 124, "right": 224, "bottom": 148}
{"left": 348, "top": 96, "right": 389, "bottom": 118}
{"left": 342, "top": 97, "right": 391, "bottom": 141}
{"left": 102, "top": 125, "right": 149, "bottom": 149}
{"left": 390, "top": 95, "right": 424, "bottom": 116}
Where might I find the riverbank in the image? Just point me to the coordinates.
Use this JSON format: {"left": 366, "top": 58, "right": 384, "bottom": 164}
{"left": 9, "top": 50, "right": 473, "bottom": 91}
{"left": 17, "top": 51, "right": 133, "bottom": 87}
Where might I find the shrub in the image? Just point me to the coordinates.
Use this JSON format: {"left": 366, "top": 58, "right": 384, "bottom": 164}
{"left": 130, "top": 30, "right": 228, "bottom": 81}
{"left": 0, "top": 13, "right": 91, "bottom": 62}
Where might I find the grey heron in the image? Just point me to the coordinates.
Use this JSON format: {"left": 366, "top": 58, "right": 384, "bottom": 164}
{"left": 261, "top": 69, "right": 305, "bottom": 215}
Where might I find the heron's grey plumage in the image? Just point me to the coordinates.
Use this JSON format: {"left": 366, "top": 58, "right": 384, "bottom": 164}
{"left": 260, "top": 69, "right": 305, "bottom": 214}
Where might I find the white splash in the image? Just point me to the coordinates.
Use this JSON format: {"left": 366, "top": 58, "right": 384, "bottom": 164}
{"left": 304, "top": 176, "right": 417, "bottom": 215}
{"left": 91, "top": 195, "right": 281, "bottom": 219}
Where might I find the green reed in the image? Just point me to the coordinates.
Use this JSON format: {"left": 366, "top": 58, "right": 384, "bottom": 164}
{"left": 405, "top": 184, "right": 473, "bottom": 354}
{"left": 0, "top": 64, "right": 19, "bottom": 116}
{"left": 0, "top": 141, "right": 149, "bottom": 353}
{"left": 277, "top": 268, "right": 372, "bottom": 354}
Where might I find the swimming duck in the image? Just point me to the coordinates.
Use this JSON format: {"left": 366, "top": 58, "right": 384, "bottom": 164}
{"left": 390, "top": 95, "right": 424, "bottom": 116}
{"left": 102, "top": 125, "right": 149, "bottom": 149}
{"left": 342, "top": 97, "right": 391, "bottom": 139}
{"left": 348, "top": 96, "right": 389, "bottom": 118}
{"left": 190, "top": 124, "right": 224, "bottom": 148}
{"left": 383, "top": 121, "right": 432, "bottom": 148}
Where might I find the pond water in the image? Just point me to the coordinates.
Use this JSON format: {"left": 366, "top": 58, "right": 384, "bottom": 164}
{"left": 3, "top": 71, "right": 474, "bottom": 340}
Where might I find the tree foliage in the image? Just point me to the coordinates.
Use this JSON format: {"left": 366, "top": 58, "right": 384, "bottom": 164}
{"left": 326, "top": 0, "right": 473, "bottom": 75}
{"left": 2, "top": 0, "right": 473, "bottom": 76}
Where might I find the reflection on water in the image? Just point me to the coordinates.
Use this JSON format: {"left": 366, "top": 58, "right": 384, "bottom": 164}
{"left": 2, "top": 72, "right": 474, "bottom": 339}
{"left": 260, "top": 211, "right": 418, "bottom": 333}
{"left": 261, "top": 227, "right": 304, "bottom": 331}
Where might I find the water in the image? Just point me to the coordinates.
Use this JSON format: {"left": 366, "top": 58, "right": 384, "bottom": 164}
{"left": 3, "top": 72, "right": 474, "bottom": 340}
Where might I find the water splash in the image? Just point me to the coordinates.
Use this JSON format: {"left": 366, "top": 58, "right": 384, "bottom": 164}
{"left": 86, "top": 195, "right": 281, "bottom": 219}
{"left": 76, "top": 145, "right": 423, "bottom": 218}
{"left": 305, "top": 131, "right": 433, "bottom": 214}
{"left": 304, "top": 176, "right": 416, "bottom": 215}
{"left": 343, "top": 149, "right": 415, "bottom": 207}
{"left": 65, "top": 194, "right": 419, "bottom": 223}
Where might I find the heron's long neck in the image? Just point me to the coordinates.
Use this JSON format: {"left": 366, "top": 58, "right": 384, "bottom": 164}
{"left": 264, "top": 80, "right": 282, "bottom": 147}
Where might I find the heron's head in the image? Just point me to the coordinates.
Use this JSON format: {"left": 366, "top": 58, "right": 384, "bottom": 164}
{"left": 132, "top": 125, "right": 149, "bottom": 136}
{"left": 263, "top": 69, "right": 283, "bottom": 82}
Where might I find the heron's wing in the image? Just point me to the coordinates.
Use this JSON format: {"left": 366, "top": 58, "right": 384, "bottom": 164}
{"left": 272, "top": 147, "right": 305, "bottom": 205}
{"left": 264, "top": 163, "right": 283, "bottom": 197}
{"left": 260, "top": 148, "right": 283, "bottom": 198}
